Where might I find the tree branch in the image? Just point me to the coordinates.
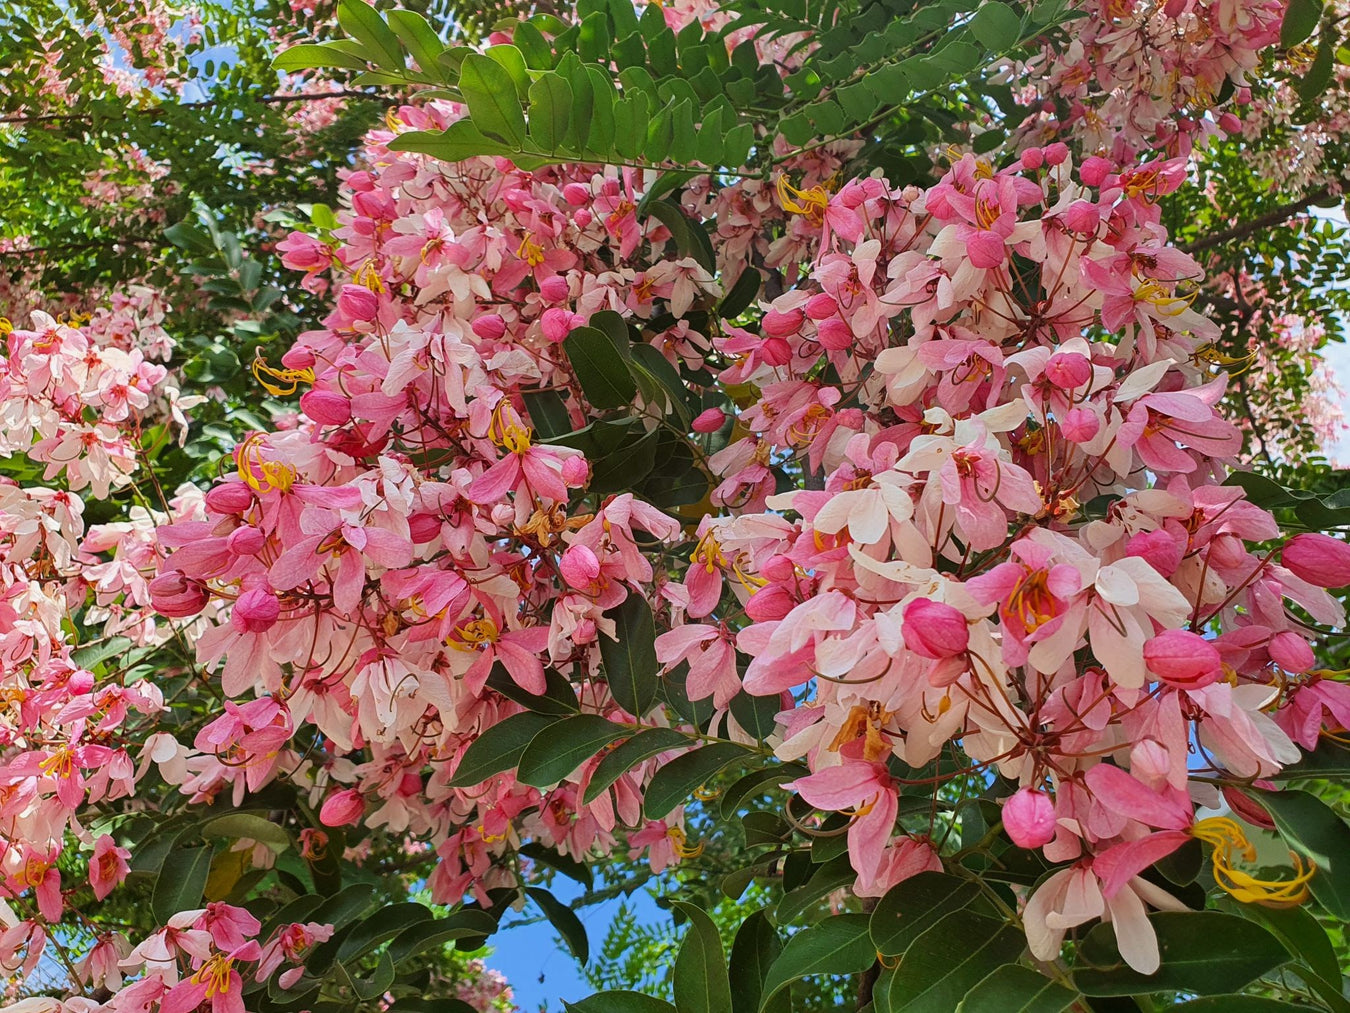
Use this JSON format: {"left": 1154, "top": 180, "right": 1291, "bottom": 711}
{"left": 1182, "top": 187, "right": 1332, "bottom": 255}
{"left": 0, "top": 236, "right": 157, "bottom": 261}
{"left": 0, "top": 89, "right": 389, "bottom": 127}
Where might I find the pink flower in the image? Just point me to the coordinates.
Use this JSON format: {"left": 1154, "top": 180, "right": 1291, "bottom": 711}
{"left": 901, "top": 598, "right": 969, "bottom": 659}
{"left": 149, "top": 572, "right": 209, "bottom": 618}
{"left": 1142, "top": 629, "right": 1221, "bottom": 689}
{"left": 1003, "top": 788, "right": 1056, "bottom": 849}
{"left": 1280, "top": 533, "right": 1350, "bottom": 587}
{"left": 88, "top": 835, "right": 130, "bottom": 901}
{"left": 692, "top": 408, "right": 726, "bottom": 433}
{"left": 787, "top": 758, "right": 898, "bottom": 886}
{"left": 231, "top": 586, "right": 280, "bottom": 633}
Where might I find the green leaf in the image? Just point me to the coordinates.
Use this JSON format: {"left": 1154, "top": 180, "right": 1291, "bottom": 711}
{"left": 523, "top": 388, "right": 574, "bottom": 439}
{"left": 1256, "top": 787, "right": 1350, "bottom": 918}
{"left": 486, "top": 662, "right": 580, "bottom": 715}
{"left": 338, "top": 902, "right": 435, "bottom": 961}
{"left": 1173, "top": 1000, "right": 1320, "bottom": 1012}
{"left": 520, "top": 841, "right": 595, "bottom": 890}
{"left": 386, "top": 10, "right": 445, "bottom": 79}
{"left": 386, "top": 909, "right": 498, "bottom": 964}
{"left": 514, "top": 21, "right": 554, "bottom": 69}
{"left": 528, "top": 887, "right": 589, "bottom": 963}
{"left": 355, "top": 950, "right": 396, "bottom": 1000}
{"left": 722, "top": 122, "right": 755, "bottom": 167}
{"left": 729, "top": 691, "right": 781, "bottom": 743}
{"left": 389, "top": 121, "right": 515, "bottom": 163}
{"left": 447, "top": 711, "right": 559, "bottom": 787}
{"left": 718, "top": 269, "right": 761, "bottom": 319}
{"left": 201, "top": 813, "right": 290, "bottom": 852}
{"left": 387, "top": 1000, "right": 478, "bottom": 1013}
{"left": 517, "top": 714, "right": 630, "bottom": 787}
{"left": 584, "top": 726, "right": 690, "bottom": 804}
{"left": 564, "top": 327, "right": 639, "bottom": 409}
{"left": 758, "top": 913, "right": 875, "bottom": 1011}
{"left": 956, "top": 965, "right": 1079, "bottom": 1013}
{"left": 528, "top": 74, "right": 574, "bottom": 154}
{"left": 672, "top": 902, "right": 733, "bottom": 1013}
{"left": 585, "top": 66, "right": 618, "bottom": 157}
{"left": 615, "top": 93, "right": 653, "bottom": 160}
{"left": 873, "top": 911, "right": 1025, "bottom": 1013}
{"left": 485, "top": 44, "right": 532, "bottom": 101}
{"left": 1282, "top": 0, "right": 1322, "bottom": 47}
{"left": 646, "top": 199, "right": 716, "bottom": 272}
{"left": 1073, "top": 911, "right": 1287, "bottom": 996}
{"left": 730, "top": 911, "right": 785, "bottom": 1013}
{"left": 600, "top": 594, "right": 660, "bottom": 717}
{"left": 870, "top": 871, "right": 981, "bottom": 956}
{"left": 644, "top": 742, "right": 749, "bottom": 820}
{"left": 776, "top": 855, "right": 856, "bottom": 924}
{"left": 309, "top": 883, "right": 380, "bottom": 931}
{"left": 337, "top": 0, "right": 404, "bottom": 70}
{"left": 272, "top": 42, "right": 370, "bottom": 72}
{"left": 969, "top": 1, "right": 1023, "bottom": 48}
{"left": 1230, "top": 900, "right": 1342, "bottom": 988}
{"left": 564, "top": 993, "right": 676, "bottom": 1013}
{"left": 152, "top": 844, "right": 213, "bottom": 924}
{"left": 459, "top": 53, "right": 528, "bottom": 147}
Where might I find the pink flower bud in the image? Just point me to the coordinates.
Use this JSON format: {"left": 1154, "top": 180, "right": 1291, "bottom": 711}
{"left": 805, "top": 293, "right": 838, "bottom": 320}
{"left": 227, "top": 527, "right": 266, "bottom": 557}
{"left": 205, "top": 481, "right": 254, "bottom": 515}
{"left": 408, "top": 513, "right": 442, "bottom": 543}
{"left": 1269, "top": 631, "right": 1314, "bottom": 674}
{"left": 1059, "top": 408, "right": 1099, "bottom": 443}
{"left": 319, "top": 788, "right": 364, "bottom": 827}
{"left": 281, "top": 346, "right": 316, "bottom": 370}
{"left": 1044, "top": 352, "right": 1091, "bottom": 390}
{"left": 1125, "top": 529, "right": 1182, "bottom": 577}
{"left": 1143, "top": 629, "right": 1221, "bottom": 689}
{"left": 1236, "top": 87, "right": 1252, "bottom": 104}
{"left": 816, "top": 318, "right": 853, "bottom": 351}
{"left": 1020, "top": 148, "right": 1045, "bottom": 170}
{"left": 1281, "top": 533, "right": 1350, "bottom": 588}
{"left": 1218, "top": 111, "right": 1242, "bottom": 134}
{"left": 1063, "top": 200, "right": 1101, "bottom": 234}
{"left": 562, "top": 183, "right": 591, "bottom": 206}
{"left": 538, "top": 275, "right": 570, "bottom": 303}
{"left": 692, "top": 408, "right": 727, "bottom": 433}
{"left": 761, "top": 555, "right": 795, "bottom": 582}
{"left": 561, "top": 455, "right": 590, "bottom": 487}
{"left": 760, "top": 336, "right": 792, "bottom": 366}
{"left": 902, "top": 598, "right": 969, "bottom": 659}
{"left": 1043, "top": 142, "right": 1069, "bottom": 166}
{"left": 746, "top": 585, "right": 795, "bottom": 621}
{"left": 337, "top": 284, "right": 379, "bottom": 321}
{"left": 1003, "top": 788, "right": 1057, "bottom": 848}
{"left": 1080, "top": 156, "right": 1114, "bottom": 186}
{"left": 1222, "top": 786, "right": 1274, "bottom": 829}
{"left": 541, "top": 307, "right": 579, "bottom": 344}
{"left": 574, "top": 208, "right": 593, "bottom": 228}
{"left": 149, "top": 572, "right": 209, "bottom": 618}
{"left": 472, "top": 314, "right": 507, "bottom": 340}
{"left": 232, "top": 586, "right": 280, "bottom": 634}
{"left": 560, "top": 544, "right": 601, "bottom": 589}
{"left": 300, "top": 390, "right": 352, "bottom": 426}
{"left": 762, "top": 308, "right": 804, "bottom": 339}
{"left": 1206, "top": 533, "right": 1248, "bottom": 569}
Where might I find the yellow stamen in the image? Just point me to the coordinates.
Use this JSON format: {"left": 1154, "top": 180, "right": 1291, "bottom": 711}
{"left": 191, "top": 954, "right": 235, "bottom": 998}
{"left": 0, "top": 318, "right": 11, "bottom": 335}
{"left": 452, "top": 617, "right": 500, "bottom": 648}
{"left": 517, "top": 235, "right": 546, "bottom": 268}
{"left": 1134, "top": 281, "right": 1199, "bottom": 316}
{"left": 777, "top": 174, "right": 831, "bottom": 226}
{"left": 352, "top": 259, "right": 386, "bottom": 294}
{"left": 38, "top": 746, "right": 73, "bottom": 780}
{"left": 488, "top": 400, "right": 533, "bottom": 454}
{"left": 252, "top": 353, "right": 315, "bottom": 397}
{"left": 1193, "top": 816, "right": 1315, "bottom": 907}
{"left": 691, "top": 528, "right": 728, "bottom": 574}
{"left": 666, "top": 826, "right": 705, "bottom": 858}
{"left": 236, "top": 433, "right": 296, "bottom": 494}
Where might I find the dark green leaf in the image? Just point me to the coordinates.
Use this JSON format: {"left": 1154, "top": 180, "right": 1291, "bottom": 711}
{"left": 759, "top": 913, "right": 875, "bottom": 1010}
{"left": 874, "top": 911, "right": 1024, "bottom": 1013}
{"left": 200, "top": 813, "right": 290, "bottom": 851}
{"left": 870, "top": 871, "right": 981, "bottom": 956}
{"left": 387, "top": 909, "right": 499, "bottom": 964}
{"left": 338, "top": 903, "right": 434, "bottom": 961}
{"left": 969, "top": 1, "right": 1022, "bottom": 48}
{"left": 1173, "top": 1000, "right": 1319, "bottom": 1012}
{"left": 1282, "top": 0, "right": 1322, "bottom": 47}
{"left": 1230, "top": 899, "right": 1342, "bottom": 987}
{"left": 718, "top": 268, "right": 761, "bottom": 319}
{"left": 486, "top": 662, "right": 581, "bottom": 715}
{"left": 730, "top": 910, "right": 785, "bottom": 1013}
{"left": 528, "top": 887, "right": 589, "bottom": 963}
{"left": 564, "top": 327, "right": 639, "bottom": 409}
{"left": 387, "top": 999, "right": 478, "bottom": 1013}
{"left": 520, "top": 841, "right": 595, "bottom": 890}
{"left": 517, "top": 714, "right": 630, "bottom": 787}
{"left": 600, "top": 594, "right": 660, "bottom": 717}
{"left": 584, "top": 727, "right": 690, "bottom": 804}
{"left": 1073, "top": 911, "right": 1286, "bottom": 996}
{"left": 152, "top": 844, "right": 213, "bottom": 924}
{"left": 672, "top": 901, "right": 733, "bottom": 1013}
{"left": 447, "top": 711, "right": 559, "bottom": 787}
{"left": 564, "top": 993, "right": 676, "bottom": 1013}
{"left": 956, "top": 965, "right": 1079, "bottom": 1013}
{"left": 644, "top": 742, "right": 749, "bottom": 820}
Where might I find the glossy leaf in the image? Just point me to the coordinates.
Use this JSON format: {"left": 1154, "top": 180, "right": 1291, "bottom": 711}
{"left": 446, "top": 711, "right": 559, "bottom": 787}
{"left": 565, "top": 326, "right": 639, "bottom": 409}
{"left": 730, "top": 910, "right": 785, "bottom": 1013}
{"left": 600, "top": 594, "right": 660, "bottom": 717}
{"left": 870, "top": 871, "right": 981, "bottom": 955}
{"left": 152, "top": 844, "right": 213, "bottom": 924}
{"left": 584, "top": 726, "right": 690, "bottom": 804}
{"left": 528, "top": 886, "right": 589, "bottom": 963}
{"left": 1256, "top": 787, "right": 1350, "bottom": 918}
{"left": 458, "top": 53, "right": 528, "bottom": 146}
{"left": 1282, "top": 0, "right": 1322, "bottom": 46}
{"left": 644, "top": 741, "right": 749, "bottom": 820}
{"left": 956, "top": 965, "right": 1079, "bottom": 1013}
{"left": 1073, "top": 911, "right": 1286, "bottom": 996}
{"left": 337, "top": 0, "right": 404, "bottom": 70}
{"left": 758, "top": 913, "right": 875, "bottom": 1010}
{"left": 517, "top": 714, "right": 630, "bottom": 787}
{"left": 672, "top": 902, "right": 733, "bottom": 1013}
{"left": 564, "top": 994, "right": 676, "bottom": 1013}
{"left": 873, "top": 910, "right": 1025, "bottom": 1013}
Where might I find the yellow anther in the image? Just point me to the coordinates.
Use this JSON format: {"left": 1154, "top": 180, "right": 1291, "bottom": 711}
{"left": 0, "top": 318, "right": 11, "bottom": 335}
{"left": 1193, "top": 816, "right": 1315, "bottom": 908}
{"left": 666, "top": 826, "right": 705, "bottom": 858}
{"left": 38, "top": 746, "right": 73, "bottom": 779}
{"left": 237, "top": 433, "right": 296, "bottom": 494}
{"left": 191, "top": 954, "right": 235, "bottom": 998}
{"left": 1193, "top": 343, "right": 1255, "bottom": 376}
{"left": 777, "top": 174, "right": 831, "bottom": 226}
{"left": 1134, "top": 281, "right": 1198, "bottom": 316}
{"left": 352, "top": 259, "right": 386, "bottom": 294}
{"left": 517, "top": 235, "right": 546, "bottom": 268}
{"left": 488, "top": 399, "right": 533, "bottom": 454}
{"left": 252, "top": 353, "right": 315, "bottom": 397}
{"left": 453, "top": 617, "right": 500, "bottom": 647}
{"left": 691, "top": 528, "right": 728, "bottom": 574}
